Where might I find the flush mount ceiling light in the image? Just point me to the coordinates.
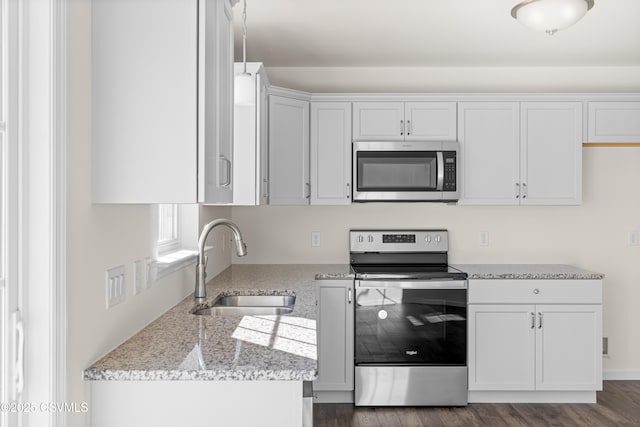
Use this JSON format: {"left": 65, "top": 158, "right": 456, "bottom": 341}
{"left": 511, "top": 0, "right": 595, "bottom": 35}
{"left": 234, "top": 0, "right": 255, "bottom": 106}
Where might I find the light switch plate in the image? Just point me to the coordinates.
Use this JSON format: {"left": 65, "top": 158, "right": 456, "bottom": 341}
{"left": 479, "top": 231, "right": 489, "bottom": 247}
{"left": 630, "top": 231, "right": 639, "bottom": 246}
{"left": 311, "top": 232, "right": 321, "bottom": 247}
{"left": 105, "top": 265, "right": 125, "bottom": 309}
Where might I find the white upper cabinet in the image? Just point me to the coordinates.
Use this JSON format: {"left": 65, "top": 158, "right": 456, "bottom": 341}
{"left": 587, "top": 101, "right": 640, "bottom": 143}
{"left": 458, "top": 102, "right": 520, "bottom": 205}
{"left": 352, "top": 102, "right": 404, "bottom": 141}
{"left": 404, "top": 102, "right": 457, "bottom": 141}
{"left": 92, "top": 0, "right": 235, "bottom": 204}
{"left": 352, "top": 102, "right": 456, "bottom": 142}
{"left": 233, "top": 63, "right": 270, "bottom": 206}
{"left": 459, "top": 102, "right": 582, "bottom": 205}
{"left": 269, "top": 95, "right": 310, "bottom": 205}
{"left": 200, "top": 0, "right": 234, "bottom": 204}
{"left": 520, "top": 102, "right": 582, "bottom": 205}
{"left": 310, "top": 102, "right": 352, "bottom": 205}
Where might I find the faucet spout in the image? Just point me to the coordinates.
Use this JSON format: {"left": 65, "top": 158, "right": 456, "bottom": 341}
{"left": 195, "top": 219, "right": 247, "bottom": 303}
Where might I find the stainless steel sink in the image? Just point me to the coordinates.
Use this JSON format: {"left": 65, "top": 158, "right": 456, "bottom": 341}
{"left": 191, "top": 294, "right": 296, "bottom": 316}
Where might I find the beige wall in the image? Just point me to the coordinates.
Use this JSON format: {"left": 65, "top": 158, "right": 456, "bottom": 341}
{"left": 66, "top": 2, "right": 231, "bottom": 426}
{"left": 232, "top": 148, "right": 640, "bottom": 374}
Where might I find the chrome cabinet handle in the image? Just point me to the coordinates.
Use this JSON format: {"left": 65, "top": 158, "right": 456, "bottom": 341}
{"left": 219, "top": 155, "right": 232, "bottom": 187}
{"left": 515, "top": 182, "right": 520, "bottom": 199}
{"left": 407, "top": 120, "right": 411, "bottom": 136}
{"left": 400, "top": 120, "right": 404, "bottom": 136}
{"left": 346, "top": 182, "right": 350, "bottom": 199}
{"left": 533, "top": 288, "right": 540, "bottom": 294}
{"left": 348, "top": 288, "right": 352, "bottom": 304}
{"left": 12, "top": 312, "right": 24, "bottom": 398}
{"left": 538, "top": 312, "right": 543, "bottom": 329}
{"left": 530, "top": 312, "right": 535, "bottom": 329}
{"left": 305, "top": 182, "right": 311, "bottom": 199}
{"left": 436, "top": 152, "right": 444, "bottom": 191}
{"left": 522, "top": 182, "right": 528, "bottom": 199}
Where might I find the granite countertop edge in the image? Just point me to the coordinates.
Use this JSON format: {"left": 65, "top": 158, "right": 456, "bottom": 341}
{"left": 452, "top": 264, "right": 605, "bottom": 280}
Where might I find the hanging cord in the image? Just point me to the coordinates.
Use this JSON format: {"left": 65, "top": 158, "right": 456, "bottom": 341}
{"left": 242, "top": 0, "right": 248, "bottom": 74}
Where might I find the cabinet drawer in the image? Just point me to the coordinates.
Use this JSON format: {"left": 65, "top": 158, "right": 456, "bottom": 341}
{"left": 469, "top": 280, "right": 602, "bottom": 304}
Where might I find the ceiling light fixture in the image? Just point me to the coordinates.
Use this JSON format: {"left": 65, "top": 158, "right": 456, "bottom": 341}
{"left": 234, "top": 0, "right": 254, "bottom": 105}
{"left": 511, "top": 0, "right": 594, "bottom": 35}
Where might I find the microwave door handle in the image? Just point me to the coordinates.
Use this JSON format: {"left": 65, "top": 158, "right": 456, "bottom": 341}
{"left": 436, "top": 152, "right": 444, "bottom": 191}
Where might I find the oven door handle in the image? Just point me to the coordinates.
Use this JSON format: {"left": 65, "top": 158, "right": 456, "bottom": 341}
{"left": 356, "top": 279, "right": 467, "bottom": 290}
{"left": 436, "top": 151, "right": 444, "bottom": 191}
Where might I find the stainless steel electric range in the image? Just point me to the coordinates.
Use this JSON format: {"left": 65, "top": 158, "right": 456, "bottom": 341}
{"left": 350, "top": 229, "right": 468, "bottom": 406}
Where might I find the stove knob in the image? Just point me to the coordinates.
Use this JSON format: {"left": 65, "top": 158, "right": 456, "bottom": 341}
{"left": 435, "top": 235, "right": 442, "bottom": 243}
{"left": 357, "top": 235, "right": 364, "bottom": 243}
{"left": 425, "top": 235, "right": 432, "bottom": 243}
{"left": 367, "top": 234, "right": 374, "bottom": 243}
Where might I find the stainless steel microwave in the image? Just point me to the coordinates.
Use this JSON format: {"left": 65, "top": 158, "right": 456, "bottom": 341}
{"left": 352, "top": 141, "right": 459, "bottom": 202}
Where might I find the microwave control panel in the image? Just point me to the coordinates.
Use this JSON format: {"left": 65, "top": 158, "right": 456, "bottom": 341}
{"left": 443, "top": 151, "right": 457, "bottom": 191}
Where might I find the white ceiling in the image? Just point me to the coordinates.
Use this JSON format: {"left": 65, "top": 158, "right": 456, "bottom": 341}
{"left": 232, "top": 0, "right": 640, "bottom": 68}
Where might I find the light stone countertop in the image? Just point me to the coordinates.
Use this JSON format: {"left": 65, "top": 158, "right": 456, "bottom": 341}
{"left": 453, "top": 264, "right": 604, "bottom": 280}
{"left": 85, "top": 264, "right": 349, "bottom": 382}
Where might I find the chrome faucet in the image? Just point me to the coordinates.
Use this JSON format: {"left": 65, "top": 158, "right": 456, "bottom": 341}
{"left": 195, "top": 219, "right": 247, "bottom": 303}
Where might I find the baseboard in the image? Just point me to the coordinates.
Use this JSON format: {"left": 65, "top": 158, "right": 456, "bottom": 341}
{"left": 468, "top": 391, "right": 596, "bottom": 404}
{"left": 313, "top": 390, "right": 353, "bottom": 404}
{"left": 603, "top": 370, "right": 640, "bottom": 380}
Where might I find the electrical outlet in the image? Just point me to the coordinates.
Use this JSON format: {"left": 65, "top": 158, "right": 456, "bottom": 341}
{"left": 479, "top": 231, "right": 490, "bottom": 247}
{"left": 133, "top": 260, "right": 145, "bottom": 295}
{"left": 630, "top": 231, "right": 639, "bottom": 246}
{"left": 105, "top": 265, "right": 125, "bottom": 309}
{"left": 311, "top": 232, "right": 321, "bottom": 247}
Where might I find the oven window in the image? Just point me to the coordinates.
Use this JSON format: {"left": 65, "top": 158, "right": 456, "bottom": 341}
{"left": 355, "top": 287, "right": 466, "bottom": 365}
{"left": 357, "top": 151, "right": 437, "bottom": 191}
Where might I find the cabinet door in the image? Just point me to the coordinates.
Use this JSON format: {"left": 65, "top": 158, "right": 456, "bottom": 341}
{"left": 588, "top": 101, "right": 640, "bottom": 143}
{"left": 310, "top": 102, "right": 352, "bottom": 205}
{"left": 92, "top": 0, "right": 198, "bottom": 203}
{"left": 199, "top": 0, "right": 234, "bottom": 204}
{"left": 352, "top": 102, "right": 404, "bottom": 141}
{"left": 458, "top": 103, "right": 520, "bottom": 205}
{"left": 269, "top": 96, "right": 310, "bottom": 205}
{"left": 520, "top": 102, "right": 582, "bottom": 205}
{"left": 468, "top": 305, "right": 536, "bottom": 391}
{"left": 535, "top": 305, "right": 602, "bottom": 391}
{"left": 314, "top": 280, "right": 354, "bottom": 392}
{"left": 405, "top": 102, "right": 457, "bottom": 141}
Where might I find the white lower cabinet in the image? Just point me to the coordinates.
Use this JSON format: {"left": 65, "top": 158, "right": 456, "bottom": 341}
{"left": 313, "top": 280, "right": 354, "bottom": 403}
{"left": 468, "top": 279, "right": 602, "bottom": 403}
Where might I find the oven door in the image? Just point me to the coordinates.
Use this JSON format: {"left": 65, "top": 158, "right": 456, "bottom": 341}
{"left": 354, "top": 279, "right": 467, "bottom": 366}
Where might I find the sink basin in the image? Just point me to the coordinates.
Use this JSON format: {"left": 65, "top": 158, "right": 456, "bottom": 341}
{"left": 191, "top": 294, "right": 296, "bottom": 316}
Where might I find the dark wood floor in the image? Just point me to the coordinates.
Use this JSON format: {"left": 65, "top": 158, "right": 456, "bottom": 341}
{"left": 314, "top": 381, "right": 640, "bottom": 427}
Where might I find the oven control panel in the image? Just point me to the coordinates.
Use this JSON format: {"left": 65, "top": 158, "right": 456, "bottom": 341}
{"left": 350, "top": 230, "right": 448, "bottom": 253}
